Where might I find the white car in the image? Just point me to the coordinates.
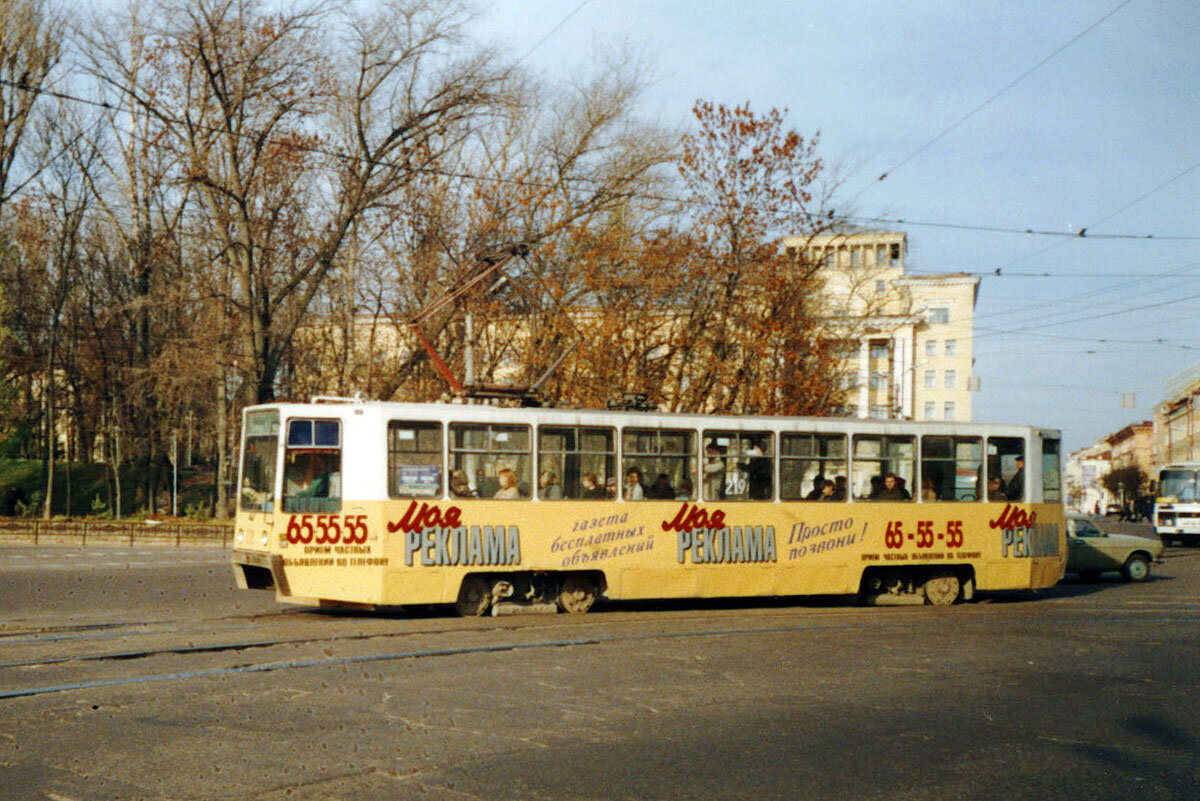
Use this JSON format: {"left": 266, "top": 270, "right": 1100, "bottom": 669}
{"left": 1065, "top": 514, "right": 1163, "bottom": 582}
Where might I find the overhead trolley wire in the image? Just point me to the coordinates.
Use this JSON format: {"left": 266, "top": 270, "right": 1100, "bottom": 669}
{"left": 2, "top": 70, "right": 1197, "bottom": 246}
{"left": 846, "top": 0, "right": 1139, "bottom": 205}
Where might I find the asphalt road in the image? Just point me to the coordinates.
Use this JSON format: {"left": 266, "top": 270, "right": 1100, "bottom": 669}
{"left": 0, "top": 536, "right": 1197, "bottom": 801}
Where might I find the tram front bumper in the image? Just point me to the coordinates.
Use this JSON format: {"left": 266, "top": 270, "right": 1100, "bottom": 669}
{"left": 232, "top": 549, "right": 291, "bottom": 596}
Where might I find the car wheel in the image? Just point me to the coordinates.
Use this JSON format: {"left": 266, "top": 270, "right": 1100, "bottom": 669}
{"left": 1077, "top": 570, "right": 1101, "bottom": 582}
{"left": 1122, "top": 554, "right": 1151, "bottom": 582}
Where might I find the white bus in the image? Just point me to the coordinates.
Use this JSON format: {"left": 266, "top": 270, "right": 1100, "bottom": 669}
{"left": 1154, "top": 462, "right": 1200, "bottom": 545}
{"left": 231, "top": 398, "right": 1066, "bottom": 614}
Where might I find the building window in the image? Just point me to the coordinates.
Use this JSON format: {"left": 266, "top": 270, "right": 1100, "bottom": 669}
{"left": 851, "top": 247, "right": 862, "bottom": 268}
{"left": 923, "top": 402, "right": 936, "bottom": 420}
{"left": 944, "top": 339, "right": 957, "bottom": 356}
{"left": 925, "top": 340, "right": 937, "bottom": 357}
{"left": 869, "top": 341, "right": 890, "bottom": 360}
{"left": 944, "top": 369, "right": 957, "bottom": 389}
{"left": 875, "top": 279, "right": 887, "bottom": 294}
{"left": 870, "top": 405, "right": 889, "bottom": 420}
{"left": 924, "top": 370, "right": 936, "bottom": 389}
{"left": 870, "top": 371, "right": 889, "bottom": 390}
{"left": 928, "top": 307, "right": 950, "bottom": 325}
{"left": 943, "top": 402, "right": 956, "bottom": 420}
{"left": 890, "top": 243, "right": 901, "bottom": 263}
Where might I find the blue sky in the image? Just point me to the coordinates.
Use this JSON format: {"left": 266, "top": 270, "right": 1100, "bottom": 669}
{"left": 473, "top": 0, "right": 1200, "bottom": 453}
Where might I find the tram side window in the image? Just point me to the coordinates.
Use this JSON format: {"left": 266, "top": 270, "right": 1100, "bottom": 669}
{"left": 780, "top": 433, "right": 847, "bottom": 501}
{"left": 988, "top": 437, "right": 1025, "bottom": 502}
{"left": 538, "top": 426, "right": 616, "bottom": 500}
{"left": 450, "top": 423, "right": 531, "bottom": 500}
{"left": 387, "top": 421, "right": 442, "bottom": 499}
{"left": 283, "top": 419, "right": 342, "bottom": 513}
{"left": 1042, "top": 437, "right": 1062, "bottom": 502}
{"left": 622, "top": 428, "right": 697, "bottom": 500}
{"left": 920, "top": 436, "right": 982, "bottom": 501}
{"left": 703, "top": 431, "right": 774, "bottom": 501}
{"left": 852, "top": 435, "right": 915, "bottom": 501}
{"left": 240, "top": 410, "right": 280, "bottom": 512}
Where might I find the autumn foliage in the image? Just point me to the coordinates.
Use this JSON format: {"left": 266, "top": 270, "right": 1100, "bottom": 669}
{"left": 0, "top": 1, "right": 848, "bottom": 518}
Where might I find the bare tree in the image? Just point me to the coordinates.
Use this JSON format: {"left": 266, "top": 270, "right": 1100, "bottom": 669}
{"left": 0, "top": 0, "right": 63, "bottom": 220}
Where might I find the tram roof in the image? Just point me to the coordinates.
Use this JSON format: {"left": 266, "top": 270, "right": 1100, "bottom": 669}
{"left": 244, "top": 398, "right": 1059, "bottom": 439}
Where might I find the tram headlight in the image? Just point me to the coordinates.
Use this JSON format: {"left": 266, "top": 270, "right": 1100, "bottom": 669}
{"left": 235, "top": 530, "right": 244, "bottom": 543}
{"left": 261, "top": 533, "right": 269, "bottom": 547}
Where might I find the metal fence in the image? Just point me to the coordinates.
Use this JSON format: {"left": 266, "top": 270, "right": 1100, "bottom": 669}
{"left": 0, "top": 518, "right": 233, "bottom": 548}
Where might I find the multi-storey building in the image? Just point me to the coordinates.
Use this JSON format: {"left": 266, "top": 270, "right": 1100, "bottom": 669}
{"left": 783, "top": 231, "right": 979, "bottom": 421}
{"left": 1106, "top": 421, "right": 1154, "bottom": 475}
{"left": 1064, "top": 442, "right": 1113, "bottom": 514}
{"left": 1155, "top": 365, "right": 1200, "bottom": 468}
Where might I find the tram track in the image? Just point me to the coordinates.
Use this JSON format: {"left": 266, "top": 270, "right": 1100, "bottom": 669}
{"left": 3, "top": 597, "right": 1197, "bottom": 701}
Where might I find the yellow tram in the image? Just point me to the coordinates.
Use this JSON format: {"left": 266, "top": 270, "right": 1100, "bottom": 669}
{"left": 231, "top": 397, "right": 1066, "bottom": 614}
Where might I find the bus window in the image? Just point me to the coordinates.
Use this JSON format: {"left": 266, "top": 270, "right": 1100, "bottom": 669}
{"left": 702, "top": 431, "right": 773, "bottom": 501}
{"left": 240, "top": 410, "right": 279, "bottom": 512}
{"left": 283, "top": 419, "right": 341, "bottom": 513}
{"left": 388, "top": 421, "right": 442, "bottom": 499}
{"left": 852, "top": 435, "right": 915, "bottom": 501}
{"left": 1042, "top": 437, "right": 1062, "bottom": 502}
{"left": 920, "top": 436, "right": 982, "bottom": 501}
{"left": 988, "top": 437, "right": 1025, "bottom": 502}
{"left": 450, "top": 423, "right": 531, "bottom": 500}
{"left": 780, "top": 433, "right": 847, "bottom": 501}
{"left": 538, "top": 426, "right": 615, "bottom": 500}
{"left": 622, "top": 428, "right": 697, "bottom": 500}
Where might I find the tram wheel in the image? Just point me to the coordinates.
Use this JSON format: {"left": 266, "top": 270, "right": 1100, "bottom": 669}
{"left": 922, "top": 570, "right": 960, "bottom": 606}
{"left": 455, "top": 575, "right": 491, "bottom": 617}
{"left": 557, "top": 573, "right": 597, "bottom": 614}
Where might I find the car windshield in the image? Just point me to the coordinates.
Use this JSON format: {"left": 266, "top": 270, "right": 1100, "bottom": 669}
{"left": 1160, "top": 469, "right": 1199, "bottom": 501}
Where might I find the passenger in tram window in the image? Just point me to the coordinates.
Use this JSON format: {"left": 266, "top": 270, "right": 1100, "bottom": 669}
{"left": 987, "top": 477, "right": 1004, "bottom": 501}
{"left": 605, "top": 476, "right": 618, "bottom": 499}
{"left": 878, "top": 473, "right": 911, "bottom": 501}
{"left": 921, "top": 478, "right": 937, "bottom": 502}
{"left": 539, "top": 471, "right": 563, "bottom": 499}
{"left": 450, "top": 470, "right": 475, "bottom": 499}
{"left": 624, "top": 468, "right": 645, "bottom": 500}
{"left": 493, "top": 468, "right": 521, "bottom": 499}
{"left": 581, "top": 473, "right": 607, "bottom": 499}
{"left": 817, "top": 480, "right": 837, "bottom": 500}
{"left": 475, "top": 468, "right": 498, "bottom": 499}
{"left": 865, "top": 474, "right": 885, "bottom": 500}
{"left": 832, "top": 476, "right": 848, "bottom": 500}
{"left": 645, "top": 473, "right": 675, "bottom": 499}
{"left": 1005, "top": 456, "right": 1025, "bottom": 501}
{"left": 805, "top": 476, "right": 826, "bottom": 500}
{"left": 675, "top": 476, "right": 694, "bottom": 501}
{"left": 741, "top": 441, "right": 772, "bottom": 500}
{"left": 703, "top": 443, "right": 725, "bottom": 499}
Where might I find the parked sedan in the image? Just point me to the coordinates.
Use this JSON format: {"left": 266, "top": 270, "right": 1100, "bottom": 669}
{"left": 1066, "top": 513, "right": 1163, "bottom": 582}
